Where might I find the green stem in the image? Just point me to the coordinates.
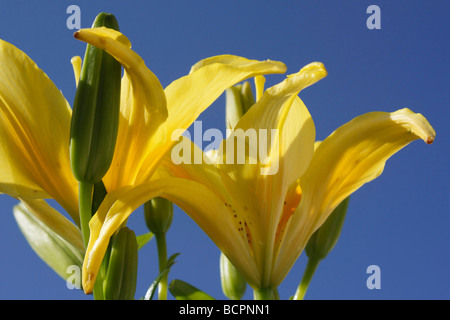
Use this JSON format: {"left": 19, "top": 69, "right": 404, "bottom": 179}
{"left": 253, "top": 287, "right": 274, "bottom": 300}
{"left": 155, "top": 232, "right": 168, "bottom": 300}
{"left": 79, "top": 181, "right": 94, "bottom": 249}
{"left": 273, "top": 288, "right": 280, "bottom": 300}
{"left": 293, "top": 257, "right": 320, "bottom": 300}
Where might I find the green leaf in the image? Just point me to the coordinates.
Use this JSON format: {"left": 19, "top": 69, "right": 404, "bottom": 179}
{"left": 169, "top": 279, "right": 215, "bottom": 300}
{"left": 136, "top": 232, "right": 154, "bottom": 250}
{"left": 144, "top": 253, "right": 180, "bottom": 300}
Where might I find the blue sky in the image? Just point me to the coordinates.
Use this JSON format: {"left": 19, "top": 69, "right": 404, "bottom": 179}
{"left": 0, "top": 1, "right": 448, "bottom": 300}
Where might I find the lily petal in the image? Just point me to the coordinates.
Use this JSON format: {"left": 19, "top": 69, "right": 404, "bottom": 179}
{"left": 74, "top": 27, "right": 168, "bottom": 190}
{"left": 272, "top": 108, "right": 436, "bottom": 287}
{"left": 74, "top": 27, "right": 167, "bottom": 122}
{"left": 120, "top": 54, "right": 288, "bottom": 187}
{"left": 215, "top": 63, "right": 326, "bottom": 286}
{"left": 0, "top": 39, "right": 78, "bottom": 222}
{"left": 82, "top": 176, "right": 260, "bottom": 293}
{"left": 163, "top": 55, "right": 287, "bottom": 143}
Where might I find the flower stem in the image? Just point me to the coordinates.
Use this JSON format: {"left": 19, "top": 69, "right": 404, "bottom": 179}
{"left": 293, "top": 257, "right": 320, "bottom": 300}
{"left": 253, "top": 287, "right": 275, "bottom": 300}
{"left": 79, "top": 181, "right": 94, "bottom": 248}
{"left": 155, "top": 232, "right": 168, "bottom": 300}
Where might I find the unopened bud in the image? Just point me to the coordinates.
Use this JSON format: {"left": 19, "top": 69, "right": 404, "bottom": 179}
{"left": 220, "top": 252, "right": 246, "bottom": 300}
{"left": 102, "top": 227, "right": 138, "bottom": 300}
{"left": 70, "top": 12, "right": 122, "bottom": 184}
{"left": 144, "top": 197, "right": 174, "bottom": 235}
{"left": 13, "top": 202, "right": 84, "bottom": 281}
{"left": 225, "top": 81, "right": 255, "bottom": 130}
{"left": 305, "top": 197, "right": 350, "bottom": 261}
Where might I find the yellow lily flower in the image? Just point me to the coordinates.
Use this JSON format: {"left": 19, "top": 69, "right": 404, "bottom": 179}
{"left": 82, "top": 59, "right": 435, "bottom": 294}
{"left": 0, "top": 27, "right": 286, "bottom": 292}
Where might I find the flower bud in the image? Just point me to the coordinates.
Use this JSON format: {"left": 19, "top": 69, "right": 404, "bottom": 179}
{"left": 225, "top": 81, "right": 255, "bottom": 130}
{"left": 144, "top": 197, "right": 173, "bottom": 235}
{"left": 220, "top": 252, "right": 247, "bottom": 300}
{"left": 102, "top": 227, "right": 138, "bottom": 300}
{"left": 70, "top": 12, "right": 122, "bottom": 184}
{"left": 13, "top": 202, "right": 84, "bottom": 281}
{"left": 305, "top": 197, "right": 350, "bottom": 261}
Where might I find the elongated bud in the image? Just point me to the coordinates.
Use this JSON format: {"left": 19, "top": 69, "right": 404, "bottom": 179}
{"left": 305, "top": 197, "right": 350, "bottom": 261}
{"left": 70, "top": 12, "right": 122, "bottom": 184}
{"left": 13, "top": 203, "right": 84, "bottom": 281}
{"left": 103, "top": 227, "right": 138, "bottom": 300}
{"left": 225, "top": 81, "right": 255, "bottom": 130}
{"left": 144, "top": 197, "right": 174, "bottom": 234}
{"left": 118, "top": 228, "right": 138, "bottom": 300}
{"left": 220, "top": 252, "right": 246, "bottom": 300}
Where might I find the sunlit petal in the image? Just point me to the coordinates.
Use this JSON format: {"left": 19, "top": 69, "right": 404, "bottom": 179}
{"left": 83, "top": 176, "right": 260, "bottom": 293}
{"left": 215, "top": 63, "right": 326, "bottom": 285}
{"left": 74, "top": 27, "right": 168, "bottom": 190}
{"left": 273, "top": 108, "right": 436, "bottom": 286}
{"left": 0, "top": 40, "right": 79, "bottom": 222}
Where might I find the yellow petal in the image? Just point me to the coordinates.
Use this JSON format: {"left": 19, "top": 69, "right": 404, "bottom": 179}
{"left": 74, "top": 28, "right": 168, "bottom": 190}
{"left": 214, "top": 63, "right": 325, "bottom": 286}
{"left": 74, "top": 27, "right": 167, "bottom": 123}
{"left": 0, "top": 39, "right": 79, "bottom": 222}
{"left": 254, "top": 75, "right": 265, "bottom": 102}
{"left": 115, "top": 55, "right": 288, "bottom": 188}
{"left": 272, "top": 108, "right": 436, "bottom": 287}
{"left": 164, "top": 55, "right": 287, "bottom": 143}
{"left": 102, "top": 72, "right": 168, "bottom": 189}
{"left": 82, "top": 176, "right": 260, "bottom": 293}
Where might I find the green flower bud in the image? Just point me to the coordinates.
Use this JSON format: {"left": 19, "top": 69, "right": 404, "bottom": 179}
{"left": 294, "top": 198, "right": 350, "bottom": 300}
{"left": 70, "top": 12, "right": 122, "bottom": 184}
{"left": 103, "top": 227, "right": 138, "bottom": 300}
{"left": 144, "top": 197, "right": 174, "bottom": 235}
{"left": 220, "top": 252, "right": 246, "bottom": 300}
{"left": 305, "top": 197, "right": 350, "bottom": 261}
{"left": 225, "top": 81, "right": 255, "bottom": 130}
{"left": 13, "top": 202, "right": 84, "bottom": 281}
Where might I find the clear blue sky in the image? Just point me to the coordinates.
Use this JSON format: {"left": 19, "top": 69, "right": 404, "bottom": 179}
{"left": 0, "top": 1, "right": 448, "bottom": 300}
